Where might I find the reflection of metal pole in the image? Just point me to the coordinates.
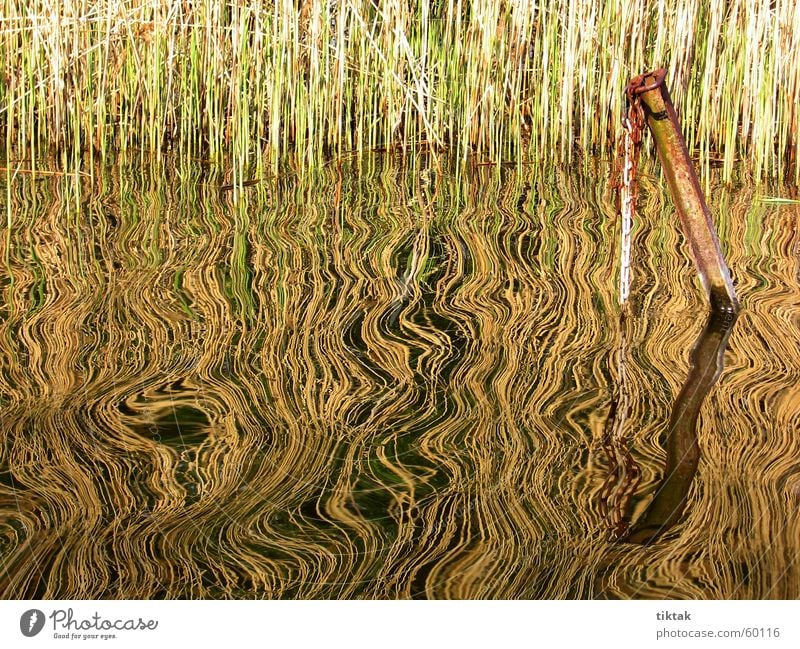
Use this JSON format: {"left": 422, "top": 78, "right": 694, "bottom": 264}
{"left": 627, "top": 69, "right": 738, "bottom": 313}
{"left": 623, "top": 308, "right": 737, "bottom": 544}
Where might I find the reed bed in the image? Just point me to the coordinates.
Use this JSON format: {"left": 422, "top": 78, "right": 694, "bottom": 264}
{"left": 1, "top": 0, "right": 798, "bottom": 181}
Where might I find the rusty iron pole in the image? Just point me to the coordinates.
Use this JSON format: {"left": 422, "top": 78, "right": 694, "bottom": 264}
{"left": 627, "top": 68, "right": 738, "bottom": 313}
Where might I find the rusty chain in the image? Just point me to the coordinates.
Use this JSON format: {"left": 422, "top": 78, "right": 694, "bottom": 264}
{"left": 602, "top": 71, "right": 669, "bottom": 541}
{"left": 615, "top": 88, "right": 645, "bottom": 307}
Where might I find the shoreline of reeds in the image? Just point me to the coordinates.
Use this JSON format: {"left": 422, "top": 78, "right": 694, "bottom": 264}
{"left": 1, "top": 1, "right": 798, "bottom": 182}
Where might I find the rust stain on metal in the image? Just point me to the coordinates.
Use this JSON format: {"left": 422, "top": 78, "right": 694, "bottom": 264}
{"left": 623, "top": 68, "right": 738, "bottom": 313}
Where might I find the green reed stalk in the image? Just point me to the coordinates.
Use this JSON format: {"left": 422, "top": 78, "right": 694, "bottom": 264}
{"left": 0, "top": 0, "right": 798, "bottom": 181}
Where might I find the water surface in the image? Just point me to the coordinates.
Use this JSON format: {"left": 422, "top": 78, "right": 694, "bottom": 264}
{"left": 0, "top": 156, "right": 798, "bottom": 598}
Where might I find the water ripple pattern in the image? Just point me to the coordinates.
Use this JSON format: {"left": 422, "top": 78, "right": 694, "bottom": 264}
{"left": 0, "top": 158, "right": 798, "bottom": 599}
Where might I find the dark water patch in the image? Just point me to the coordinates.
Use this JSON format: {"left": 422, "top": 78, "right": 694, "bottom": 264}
{"left": 151, "top": 406, "right": 210, "bottom": 447}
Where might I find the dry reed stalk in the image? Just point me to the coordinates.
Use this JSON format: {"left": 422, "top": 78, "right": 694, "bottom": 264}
{"left": 0, "top": 0, "right": 796, "bottom": 180}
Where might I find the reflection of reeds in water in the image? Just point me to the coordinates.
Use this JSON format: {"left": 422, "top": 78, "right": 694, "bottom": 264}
{"left": 0, "top": 157, "right": 799, "bottom": 598}
{"left": 598, "top": 316, "right": 640, "bottom": 541}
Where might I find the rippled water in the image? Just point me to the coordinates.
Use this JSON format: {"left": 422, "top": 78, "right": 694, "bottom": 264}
{"left": 0, "top": 156, "right": 798, "bottom": 599}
